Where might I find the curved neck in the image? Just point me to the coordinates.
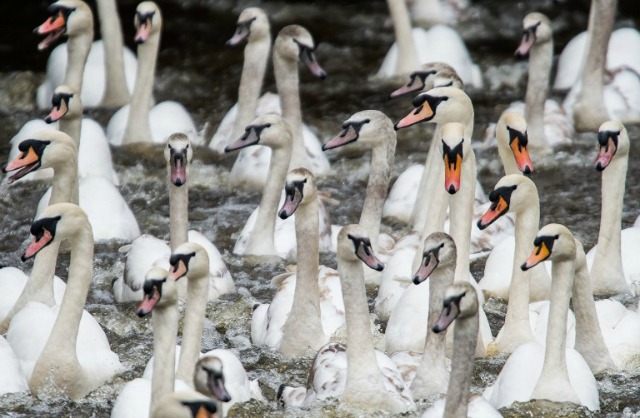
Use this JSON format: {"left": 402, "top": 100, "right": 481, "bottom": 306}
{"left": 496, "top": 124, "right": 519, "bottom": 176}
{"left": 232, "top": 38, "right": 271, "bottom": 139}
{"left": 339, "top": 257, "right": 386, "bottom": 393}
{"left": 274, "top": 54, "right": 306, "bottom": 171}
{"left": 443, "top": 310, "right": 479, "bottom": 418}
{"left": 412, "top": 126, "right": 444, "bottom": 233}
{"left": 448, "top": 150, "right": 475, "bottom": 283}
{"left": 532, "top": 257, "right": 578, "bottom": 402}
{"left": 524, "top": 40, "right": 552, "bottom": 150}
{"left": 249, "top": 146, "right": 291, "bottom": 253}
{"left": 360, "top": 138, "right": 395, "bottom": 249}
{"left": 96, "top": 0, "right": 131, "bottom": 107}
{"left": 57, "top": 119, "right": 80, "bottom": 205}
{"left": 572, "top": 245, "right": 615, "bottom": 373}
{"left": 175, "top": 273, "right": 208, "bottom": 386}
{"left": 123, "top": 32, "right": 160, "bottom": 144}
{"left": 151, "top": 299, "right": 179, "bottom": 412}
{"left": 65, "top": 31, "right": 93, "bottom": 94}
{"left": 169, "top": 182, "right": 189, "bottom": 251}
{"left": 386, "top": 0, "right": 419, "bottom": 74}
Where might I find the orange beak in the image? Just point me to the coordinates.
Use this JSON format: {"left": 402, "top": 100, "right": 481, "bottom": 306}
{"left": 4, "top": 146, "right": 39, "bottom": 172}
{"left": 170, "top": 259, "right": 188, "bottom": 281}
{"left": 510, "top": 138, "right": 533, "bottom": 174}
{"left": 477, "top": 196, "right": 508, "bottom": 230}
{"left": 521, "top": 242, "right": 551, "bottom": 271}
{"left": 395, "top": 101, "right": 435, "bottom": 130}
{"left": 443, "top": 153, "right": 462, "bottom": 194}
{"left": 35, "top": 11, "right": 66, "bottom": 35}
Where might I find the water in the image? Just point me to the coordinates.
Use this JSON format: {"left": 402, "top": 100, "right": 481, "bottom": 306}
{"left": 1, "top": 0, "right": 640, "bottom": 416}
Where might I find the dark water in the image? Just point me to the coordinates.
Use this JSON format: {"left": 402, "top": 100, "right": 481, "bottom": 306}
{"left": 1, "top": 0, "right": 640, "bottom": 417}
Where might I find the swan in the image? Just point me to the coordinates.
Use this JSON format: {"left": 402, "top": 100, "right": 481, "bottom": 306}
{"left": 421, "top": 282, "right": 502, "bottom": 418}
{"left": 506, "top": 12, "right": 574, "bottom": 149}
{"left": 225, "top": 114, "right": 332, "bottom": 258}
{"left": 8, "top": 203, "right": 122, "bottom": 399}
{"left": 477, "top": 175, "right": 554, "bottom": 354}
{"left": 322, "top": 110, "right": 396, "bottom": 283}
{"left": 151, "top": 391, "right": 218, "bottom": 418}
{"left": 37, "top": 0, "right": 137, "bottom": 109}
{"left": 280, "top": 225, "right": 414, "bottom": 414}
{"left": 483, "top": 223, "right": 599, "bottom": 411}
{"left": 106, "top": 2, "right": 199, "bottom": 145}
{"left": 113, "top": 133, "right": 234, "bottom": 302}
{"left": 408, "top": 0, "right": 470, "bottom": 27}
{"left": 194, "top": 350, "right": 265, "bottom": 417}
{"left": 587, "top": 121, "right": 640, "bottom": 296}
{"left": 383, "top": 122, "right": 493, "bottom": 356}
{"left": 388, "top": 61, "right": 462, "bottom": 99}
{"left": 377, "top": 0, "right": 482, "bottom": 88}
{"left": 0, "top": 336, "right": 28, "bottom": 395}
{"left": 251, "top": 168, "right": 344, "bottom": 356}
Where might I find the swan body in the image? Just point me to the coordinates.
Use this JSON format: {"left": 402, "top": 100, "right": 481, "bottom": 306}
{"left": 0, "top": 267, "right": 66, "bottom": 323}
{"left": 0, "top": 336, "right": 29, "bottom": 395}
{"left": 8, "top": 203, "right": 122, "bottom": 399}
{"left": 106, "top": 2, "right": 200, "bottom": 146}
{"left": 484, "top": 224, "right": 599, "bottom": 411}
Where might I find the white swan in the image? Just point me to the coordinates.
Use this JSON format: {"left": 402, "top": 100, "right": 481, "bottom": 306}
{"left": 0, "top": 336, "right": 28, "bottom": 395}
{"left": 388, "top": 61, "right": 462, "bottom": 100}
{"left": 151, "top": 391, "right": 218, "bottom": 418}
{"left": 111, "top": 268, "right": 188, "bottom": 418}
{"left": 8, "top": 203, "right": 122, "bottom": 399}
{"left": 280, "top": 225, "right": 414, "bottom": 414}
{"left": 106, "top": 2, "right": 199, "bottom": 145}
{"left": 409, "top": 0, "right": 470, "bottom": 27}
{"left": 226, "top": 114, "right": 332, "bottom": 258}
{"left": 483, "top": 223, "right": 599, "bottom": 411}
{"left": 561, "top": 0, "right": 640, "bottom": 130}
{"left": 36, "top": 0, "right": 137, "bottom": 109}
{"left": 422, "top": 282, "right": 502, "bottom": 418}
{"left": 377, "top": 0, "right": 482, "bottom": 87}
{"left": 113, "top": 133, "right": 234, "bottom": 301}
{"left": 251, "top": 168, "right": 344, "bottom": 356}
{"left": 586, "top": 121, "right": 640, "bottom": 295}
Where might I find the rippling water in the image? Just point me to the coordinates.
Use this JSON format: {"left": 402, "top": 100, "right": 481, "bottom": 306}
{"left": 1, "top": 0, "right": 640, "bottom": 416}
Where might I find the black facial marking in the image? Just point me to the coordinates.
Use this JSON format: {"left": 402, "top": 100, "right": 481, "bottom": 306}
{"left": 337, "top": 118, "right": 370, "bottom": 143}
{"left": 443, "top": 291, "right": 466, "bottom": 314}
{"left": 169, "top": 251, "right": 196, "bottom": 276}
{"left": 136, "top": 11, "right": 155, "bottom": 25}
{"left": 18, "top": 139, "right": 50, "bottom": 157}
{"left": 181, "top": 400, "right": 217, "bottom": 417}
{"left": 47, "top": 4, "right": 75, "bottom": 23}
{"left": 442, "top": 140, "right": 464, "bottom": 164}
{"left": 293, "top": 38, "right": 314, "bottom": 60}
{"left": 228, "top": 16, "right": 256, "bottom": 44}
{"left": 241, "top": 123, "right": 271, "bottom": 142}
{"left": 284, "top": 179, "right": 306, "bottom": 200}
{"left": 347, "top": 234, "right": 372, "bottom": 257}
{"left": 29, "top": 215, "right": 61, "bottom": 243}
{"left": 51, "top": 92, "right": 73, "bottom": 110}
{"left": 506, "top": 126, "right": 528, "bottom": 148}
{"left": 412, "top": 94, "right": 448, "bottom": 111}
{"left": 488, "top": 185, "right": 518, "bottom": 207}
{"left": 141, "top": 278, "right": 165, "bottom": 306}
{"left": 532, "top": 234, "right": 559, "bottom": 251}
{"left": 597, "top": 130, "right": 620, "bottom": 148}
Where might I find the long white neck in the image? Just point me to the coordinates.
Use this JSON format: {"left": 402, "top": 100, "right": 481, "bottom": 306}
{"left": 572, "top": 243, "right": 615, "bottom": 373}
{"left": 169, "top": 182, "right": 188, "bottom": 251}
{"left": 573, "top": 0, "right": 617, "bottom": 131}
{"left": 123, "top": 31, "right": 159, "bottom": 144}
{"left": 410, "top": 263, "right": 455, "bottom": 398}
{"left": 443, "top": 307, "right": 479, "bottom": 418}
{"left": 232, "top": 38, "right": 271, "bottom": 140}
{"left": 590, "top": 153, "right": 628, "bottom": 295}
{"left": 360, "top": 137, "right": 395, "bottom": 249}
{"left": 340, "top": 258, "right": 387, "bottom": 395}
{"left": 448, "top": 151, "right": 475, "bottom": 284}
{"left": 96, "top": 0, "right": 131, "bottom": 107}
{"left": 412, "top": 126, "right": 442, "bottom": 232}
{"left": 497, "top": 194, "right": 539, "bottom": 352}
{"left": 386, "top": 0, "right": 419, "bottom": 75}
{"left": 57, "top": 119, "right": 80, "bottom": 205}
{"left": 29, "top": 217, "right": 95, "bottom": 399}
{"left": 531, "top": 257, "right": 580, "bottom": 404}
{"left": 65, "top": 30, "right": 93, "bottom": 95}
{"left": 150, "top": 296, "right": 179, "bottom": 412}
{"left": 524, "top": 39, "right": 552, "bottom": 150}
{"left": 279, "top": 198, "right": 326, "bottom": 355}
{"left": 496, "top": 124, "right": 520, "bottom": 176}
{"left": 247, "top": 146, "right": 291, "bottom": 255}
{"left": 274, "top": 54, "right": 306, "bottom": 172}
{"left": 175, "top": 271, "right": 208, "bottom": 386}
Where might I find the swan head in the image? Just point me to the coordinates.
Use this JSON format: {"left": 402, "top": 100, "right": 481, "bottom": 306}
{"left": 134, "top": 2, "right": 162, "bottom": 44}
{"left": 194, "top": 356, "right": 232, "bottom": 403}
{"left": 389, "top": 62, "right": 463, "bottom": 98}
{"left": 440, "top": 122, "right": 466, "bottom": 194}
{"left": 594, "top": 120, "right": 628, "bottom": 171}
{"left": 515, "top": 12, "right": 552, "bottom": 57}
{"left": 323, "top": 110, "right": 394, "bottom": 151}
{"left": 169, "top": 242, "right": 210, "bottom": 282}
{"left": 278, "top": 168, "right": 316, "bottom": 219}
{"left": 338, "top": 224, "right": 385, "bottom": 271}
{"left": 225, "top": 114, "right": 292, "bottom": 152}
{"left": 45, "top": 85, "right": 81, "bottom": 123}
{"left": 3, "top": 130, "right": 76, "bottom": 184}
{"left": 21, "top": 203, "right": 89, "bottom": 261}
{"left": 227, "top": 7, "right": 269, "bottom": 46}
{"left": 164, "top": 133, "right": 192, "bottom": 187}
{"left": 153, "top": 391, "right": 217, "bottom": 418}
{"left": 433, "top": 282, "right": 478, "bottom": 332}
{"left": 413, "top": 232, "right": 456, "bottom": 284}
{"left": 477, "top": 174, "right": 537, "bottom": 230}
{"left": 521, "top": 223, "right": 575, "bottom": 271}
{"left": 496, "top": 112, "right": 533, "bottom": 174}
{"left": 34, "top": 0, "right": 92, "bottom": 50}
{"left": 136, "top": 267, "right": 178, "bottom": 317}
{"left": 275, "top": 25, "right": 326, "bottom": 79}
{"left": 395, "top": 87, "right": 471, "bottom": 130}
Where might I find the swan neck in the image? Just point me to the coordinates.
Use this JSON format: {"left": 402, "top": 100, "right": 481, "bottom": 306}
{"left": 413, "top": 128, "right": 445, "bottom": 233}
{"left": 169, "top": 181, "right": 189, "bottom": 250}
{"left": 524, "top": 40, "right": 552, "bottom": 149}
{"left": 448, "top": 150, "right": 475, "bottom": 283}
{"left": 65, "top": 30, "right": 93, "bottom": 94}
{"left": 175, "top": 272, "right": 208, "bottom": 386}
{"left": 151, "top": 298, "right": 179, "bottom": 411}
{"left": 496, "top": 122, "right": 519, "bottom": 175}
{"left": 274, "top": 53, "right": 305, "bottom": 171}
{"left": 386, "top": 0, "right": 419, "bottom": 74}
